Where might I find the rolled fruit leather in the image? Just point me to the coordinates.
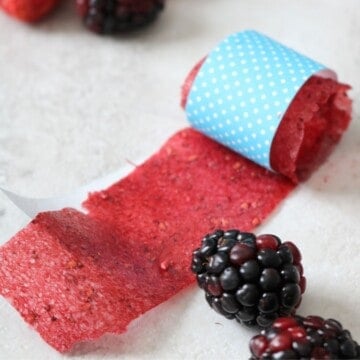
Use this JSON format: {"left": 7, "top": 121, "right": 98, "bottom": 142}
{"left": 181, "top": 31, "right": 352, "bottom": 182}
{"left": 0, "top": 30, "right": 352, "bottom": 353}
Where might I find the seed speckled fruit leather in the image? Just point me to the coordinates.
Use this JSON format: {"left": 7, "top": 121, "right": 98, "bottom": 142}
{"left": 0, "top": 47, "right": 352, "bottom": 353}
{"left": 0, "top": 129, "right": 294, "bottom": 352}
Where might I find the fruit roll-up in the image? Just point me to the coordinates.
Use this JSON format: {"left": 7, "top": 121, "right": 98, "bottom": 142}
{"left": 181, "top": 30, "right": 352, "bottom": 183}
{"left": 0, "top": 30, "right": 352, "bottom": 354}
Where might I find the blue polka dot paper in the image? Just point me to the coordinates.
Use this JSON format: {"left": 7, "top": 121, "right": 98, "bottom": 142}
{"left": 185, "top": 30, "right": 336, "bottom": 170}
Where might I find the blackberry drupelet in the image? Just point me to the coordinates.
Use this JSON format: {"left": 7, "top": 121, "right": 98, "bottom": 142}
{"left": 76, "top": 0, "right": 164, "bottom": 34}
{"left": 191, "top": 230, "right": 306, "bottom": 327}
{"left": 250, "top": 315, "right": 360, "bottom": 359}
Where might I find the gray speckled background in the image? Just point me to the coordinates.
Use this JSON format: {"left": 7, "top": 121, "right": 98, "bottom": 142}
{"left": 0, "top": 0, "right": 359, "bottom": 358}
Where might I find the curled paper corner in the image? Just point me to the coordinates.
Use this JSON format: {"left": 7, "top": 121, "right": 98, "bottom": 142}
{"left": 0, "top": 161, "right": 139, "bottom": 218}
{"left": 0, "top": 187, "right": 85, "bottom": 218}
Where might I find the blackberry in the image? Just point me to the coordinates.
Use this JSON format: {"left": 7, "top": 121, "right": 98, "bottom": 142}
{"left": 191, "top": 230, "right": 306, "bottom": 327}
{"left": 76, "top": 0, "right": 164, "bottom": 34}
{"left": 250, "top": 315, "right": 360, "bottom": 359}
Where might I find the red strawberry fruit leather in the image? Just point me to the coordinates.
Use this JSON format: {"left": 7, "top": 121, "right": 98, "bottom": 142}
{"left": 0, "top": 48, "right": 352, "bottom": 353}
{"left": 182, "top": 63, "right": 352, "bottom": 182}
{"left": 0, "top": 129, "right": 293, "bottom": 352}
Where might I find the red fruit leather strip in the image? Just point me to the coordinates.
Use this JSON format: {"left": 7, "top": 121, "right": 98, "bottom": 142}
{"left": 182, "top": 62, "right": 352, "bottom": 183}
{"left": 0, "top": 209, "right": 154, "bottom": 352}
{"left": 0, "top": 49, "right": 351, "bottom": 353}
{"left": 84, "top": 128, "right": 294, "bottom": 274}
{"left": 0, "top": 129, "right": 294, "bottom": 352}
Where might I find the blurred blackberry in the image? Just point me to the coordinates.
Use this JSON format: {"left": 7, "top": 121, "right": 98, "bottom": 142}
{"left": 191, "top": 229, "right": 306, "bottom": 327}
{"left": 76, "top": 0, "right": 164, "bottom": 34}
{"left": 250, "top": 315, "right": 360, "bottom": 359}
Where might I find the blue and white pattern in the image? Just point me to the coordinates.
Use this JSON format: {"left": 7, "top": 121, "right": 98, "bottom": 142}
{"left": 185, "top": 30, "right": 335, "bottom": 170}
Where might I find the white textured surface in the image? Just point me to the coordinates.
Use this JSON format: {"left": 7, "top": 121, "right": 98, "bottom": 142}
{"left": 0, "top": 0, "right": 359, "bottom": 359}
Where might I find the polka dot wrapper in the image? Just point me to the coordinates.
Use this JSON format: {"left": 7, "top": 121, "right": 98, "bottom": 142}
{"left": 185, "top": 30, "right": 337, "bottom": 170}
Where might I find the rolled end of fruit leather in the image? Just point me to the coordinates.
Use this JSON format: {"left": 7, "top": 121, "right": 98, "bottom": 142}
{"left": 181, "top": 30, "right": 352, "bottom": 183}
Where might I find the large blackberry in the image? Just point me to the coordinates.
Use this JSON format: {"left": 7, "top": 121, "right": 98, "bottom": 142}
{"left": 76, "top": 0, "right": 164, "bottom": 34}
{"left": 250, "top": 315, "right": 360, "bottom": 359}
{"left": 191, "top": 230, "right": 306, "bottom": 327}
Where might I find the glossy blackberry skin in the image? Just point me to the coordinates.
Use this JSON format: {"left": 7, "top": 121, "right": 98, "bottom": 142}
{"left": 250, "top": 315, "right": 360, "bottom": 359}
{"left": 76, "top": 0, "right": 164, "bottom": 34}
{"left": 191, "top": 229, "right": 306, "bottom": 328}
